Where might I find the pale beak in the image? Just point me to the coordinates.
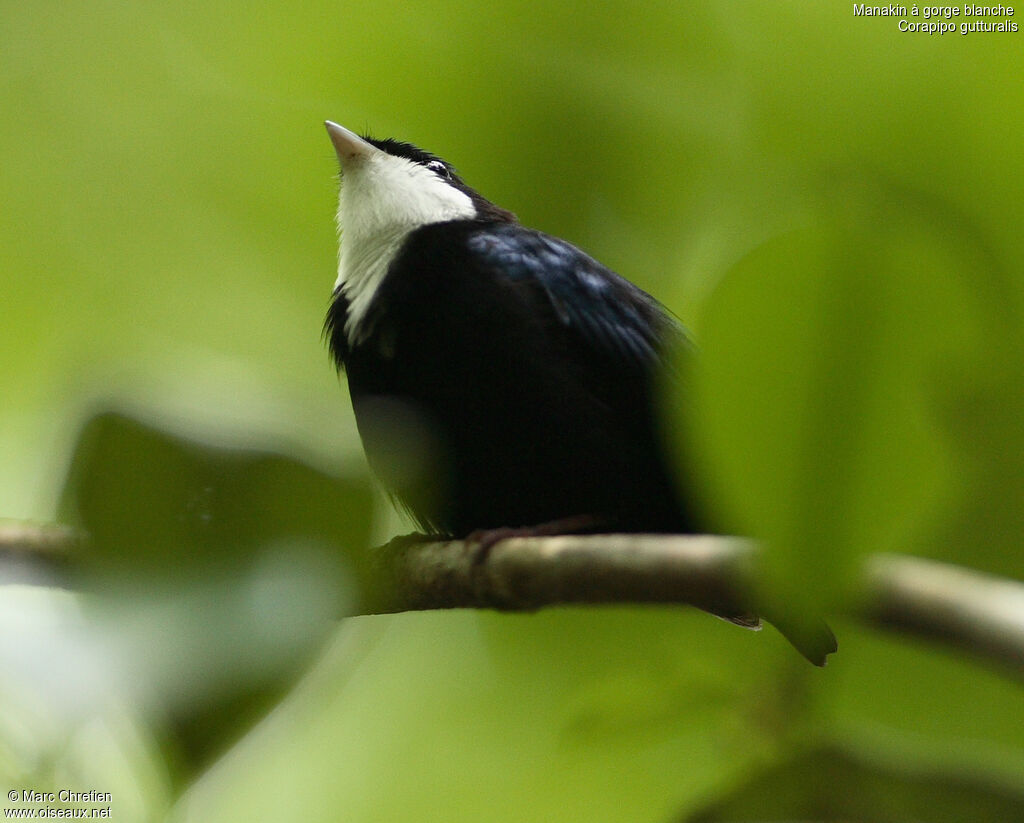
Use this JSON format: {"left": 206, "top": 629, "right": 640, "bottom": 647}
{"left": 325, "top": 121, "right": 378, "bottom": 164}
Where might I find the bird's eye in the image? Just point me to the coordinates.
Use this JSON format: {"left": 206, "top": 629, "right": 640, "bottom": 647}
{"left": 425, "top": 160, "right": 450, "bottom": 178}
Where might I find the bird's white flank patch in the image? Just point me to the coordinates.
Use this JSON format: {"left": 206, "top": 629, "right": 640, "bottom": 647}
{"left": 335, "top": 150, "right": 476, "bottom": 343}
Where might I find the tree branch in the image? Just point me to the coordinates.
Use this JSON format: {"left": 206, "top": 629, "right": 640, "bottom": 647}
{"left": 0, "top": 520, "right": 81, "bottom": 557}
{"left": 3, "top": 524, "right": 1023, "bottom": 674}
{"left": 366, "top": 534, "right": 1024, "bottom": 675}
{"left": 0, "top": 521, "right": 77, "bottom": 584}
{"left": 864, "top": 553, "right": 1024, "bottom": 671}
{"left": 368, "top": 533, "right": 756, "bottom": 616}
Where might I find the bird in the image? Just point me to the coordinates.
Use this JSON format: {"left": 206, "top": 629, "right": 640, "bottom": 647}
{"left": 322, "top": 120, "right": 836, "bottom": 664}
{"left": 323, "top": 120, "right": 698, "bottom": 539}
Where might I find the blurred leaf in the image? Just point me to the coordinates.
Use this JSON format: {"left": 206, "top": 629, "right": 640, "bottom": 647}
{"left": 173, "top": 608, "right": 805, "bottom": 823}
{"left": 923, "top": 344, "right": 1024, "bottom": 579}
{"left": 686, "top": 743, "right": 1024, "bottom": 823}
{"left": 54, "top": 411, "right": 375, "bottom": 773}
{"left": 816, "top": 619, "right": 1024, "bottom": 784}
{"left": 673, "top": 176, "right": 1007, "bottom": 618}
{"left": 59, "top": 411, "right": 373, "bottom": 579}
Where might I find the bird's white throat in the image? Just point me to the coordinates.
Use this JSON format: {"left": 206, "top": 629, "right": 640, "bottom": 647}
{"left": 335, "top": 150, "right": 476, "bottom": 343}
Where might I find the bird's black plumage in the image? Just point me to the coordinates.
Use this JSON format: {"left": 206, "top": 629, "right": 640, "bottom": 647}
{"left": 326, "top": 213, "right": 698, "bottom": 538}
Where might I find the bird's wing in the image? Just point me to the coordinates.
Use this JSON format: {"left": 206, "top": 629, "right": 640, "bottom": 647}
{"left": 465, "top": 224, "right": 687, "bottom": 374}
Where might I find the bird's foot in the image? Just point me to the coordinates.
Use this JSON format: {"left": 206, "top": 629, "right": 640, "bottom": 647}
{"left": 465, "top": 514, "right": 609, "bottom": 566}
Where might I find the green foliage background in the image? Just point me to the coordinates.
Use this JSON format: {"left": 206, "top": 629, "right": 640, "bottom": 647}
{"left": 2, "top": 1, "right": 1022, "bottom": 821}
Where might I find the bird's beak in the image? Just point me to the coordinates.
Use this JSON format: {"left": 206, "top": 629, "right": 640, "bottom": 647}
{"left": 325, "top": 121, "right": 377, "bottom": 165}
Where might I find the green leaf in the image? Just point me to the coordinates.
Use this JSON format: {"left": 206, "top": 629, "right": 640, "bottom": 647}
{"left": 686, "top": 743, "right": 1024, "bottom": 823}
{"left": 59, "top": 412, "right": 373, "bottom": 580}
{"left": 673, "top": 177, "right": 1006, "bottom": 616}
{"left": 55, "top": 411, "right": 376, "bottom": 773}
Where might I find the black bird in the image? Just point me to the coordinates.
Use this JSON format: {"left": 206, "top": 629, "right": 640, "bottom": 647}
{"left": 323, "top": 121, "right": 696, "bottom": 539}
{"left": 322, "top": 121, "right": 835, "bottom": 664}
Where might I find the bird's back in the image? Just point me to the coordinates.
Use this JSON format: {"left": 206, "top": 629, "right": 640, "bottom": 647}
{"left": 330, "top": 219, "right": 697, "bottom": 537}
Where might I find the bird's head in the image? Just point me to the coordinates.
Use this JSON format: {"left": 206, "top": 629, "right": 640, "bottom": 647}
{"left": 325, "top": 121, "right": 513, "bottom": 248}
